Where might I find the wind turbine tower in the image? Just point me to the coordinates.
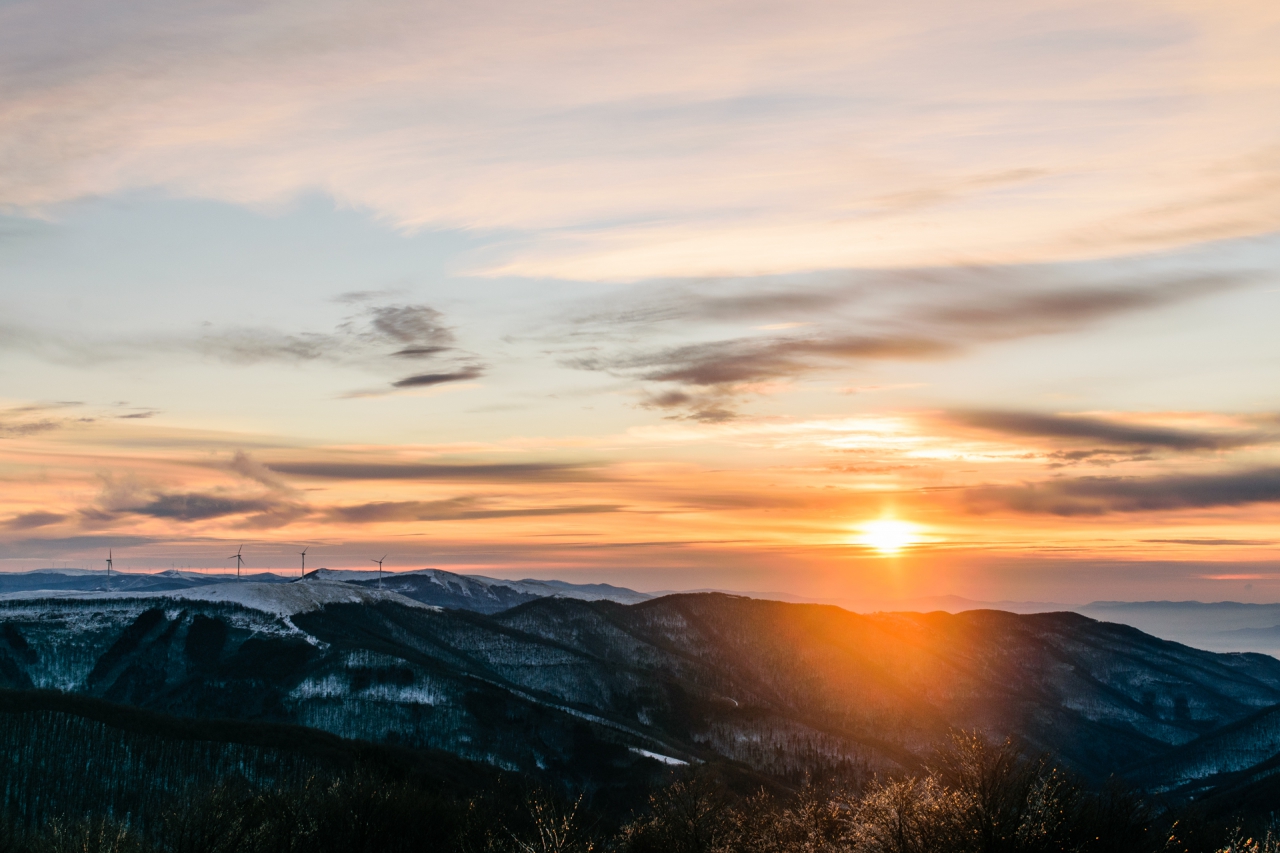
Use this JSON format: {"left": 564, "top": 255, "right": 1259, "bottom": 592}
{"left": 371, "top": 554, "right": 387, "bottom": 589}
{"left": 229, "top": 545, "right": 245, "bottom": 580}
{"left": 299, "top": 547, "right": 308, "bottom": 579}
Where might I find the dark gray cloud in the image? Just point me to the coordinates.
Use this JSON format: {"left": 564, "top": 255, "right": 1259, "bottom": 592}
{"left": 391, "top": 346, "right": 451, "bottom": 358}
{"left": 966, "top": 467, "right": 1280, "bottom": 516}
{"left": 268, "top": 461, "right": 605, "bottom": 482}
{"left": 1043, "top": 449, "right": 1153, "bottom": 467}
{"left": 132, "top": 493, "right": 282, "bottom": 521}
{"left": 949, "top": 410, "right": 1268, "bottom": 452}
{"left": 3, "top": 511, "right": 66, "bottom": 530}
{"left": 325, "top": 497, "right": 619, "bottom": 523}
{"left": 392, "top": 365, "right": 484, "bottom": 388}
{"left": 363, "top": 305, "right": 454, "bottom": 348}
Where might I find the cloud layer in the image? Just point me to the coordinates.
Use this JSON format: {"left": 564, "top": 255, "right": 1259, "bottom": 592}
{"left": 2, "top": 0, "right": 1278, "bottom": 277}
{"left": 967, "top": 468, "right": 1280, "bottom": 516}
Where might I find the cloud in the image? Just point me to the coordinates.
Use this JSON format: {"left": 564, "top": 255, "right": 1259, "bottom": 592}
{"left": 3, "top": 0, "right": 1278, "bottom": 279}
{"left": 0, "top": 402, "right": 78, "bottom": 437}
{"left": 1144, "top": 538, "right": 1273, "bottom": 546}
{"left": 948, "top": 410, "right": 1269, "bottom": 452}
{"left": 3, "top": 511, "right": 66, "bottom": 530}
{"left": 966, "top": 467, "right": 1280, "bottom": 516}
{"left": 923, "top": 275, "right": 1235, "bottom": 337}
{"left": 622, "top": 335, "right": 953, "bottom": 387}
{"left": 84, "top": 469, "right": 307, "bottom": 527}
{"left": 195, "top": 329, "right": 339, "bottom": 364}
{"left": 131, "top": 492, "right": 282, "bottom": 521}
{"left": 7, "top": 535, "right": 161, "bottom": 551}
{"left": 269, "top": 461, "right": 606, "bottom": 482}
{"left": 566, "top": 271, "right": 1243, "bottom": 420}
{"left": 0, "top": 419, "right": 60, "bottom": 437}
{"left": 0, "top": 302, "right": 472, "bottom": 380}
{"left": 324, "top": 497, "right": 620, "bottom": 523}
{"left": 223, "top": 450, "right": 292, "bottom": 491}
{"left": 392, "top": 365, "right": 484, "bottom": 388}
{"left": 362, "top": 305, "right": 454, "bottom": 349}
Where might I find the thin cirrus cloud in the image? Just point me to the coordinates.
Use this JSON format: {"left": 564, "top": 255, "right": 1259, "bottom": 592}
{"left": 266, "top": 461, "right": 608, "bottom": 483}
{"left": 324, "top": 497, "right": 620, "bottom": 524}
{"left": 2, "top": 0, "right": 1278, "bottom": 278}
{"left": 966, "top": 467, "right": 1280, "bottom": 516}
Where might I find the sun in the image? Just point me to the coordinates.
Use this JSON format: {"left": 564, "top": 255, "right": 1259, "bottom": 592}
{"left": 857, "top": 519, "right": 920, "bottom": 555}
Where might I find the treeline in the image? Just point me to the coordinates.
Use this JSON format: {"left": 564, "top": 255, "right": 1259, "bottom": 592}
{"left": 0, "top": 689, "right": 1276, "bottom": 852}
{"left": 1, "top": 731, "right": 1278, "bottom": 852}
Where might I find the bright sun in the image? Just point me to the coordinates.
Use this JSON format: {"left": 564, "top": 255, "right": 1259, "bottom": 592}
{"left": 857, "top": 519, "right": 920, "bottom": 554}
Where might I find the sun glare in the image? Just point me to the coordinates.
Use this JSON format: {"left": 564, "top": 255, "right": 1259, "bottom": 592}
{"left": 857, "top": 519, "right": 920, "bottom": 555}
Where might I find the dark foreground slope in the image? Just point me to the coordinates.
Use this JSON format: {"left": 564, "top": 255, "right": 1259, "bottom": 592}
{"left": 0, "top": 688, "right": 497, "bottom": 829}
{"left": 3, "top": 587, "right": 1280, "bottom": 791}
{"left": 0, "top": 691, "right": 1252, "bottom": 853}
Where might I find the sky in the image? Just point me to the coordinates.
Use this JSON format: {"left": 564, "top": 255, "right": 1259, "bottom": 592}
{"left": 1, "top": 0, "right": 1278, "bottom": 606}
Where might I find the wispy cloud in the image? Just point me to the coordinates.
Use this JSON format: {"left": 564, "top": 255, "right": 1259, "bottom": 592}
{"left": 947, "top": 410, "right": 1271, "bottom": 452}
{"left": 568, "top": 272, "right": 1242, "bottom": 420}
{"left": 391, "top": 365, "right": 484, "bottom": 388}
{"left": 267, "top": 461, "right": 607, "bottom": 482}
{"left": 0, "top": 300, "right": 487, "bottom": 396}
{"left": 324, "top": 497, "right": 619, "bottom": 523}
{"left": 2, "top": 0, "right": 1277, "bottom": 277}
{"left": 3, "top": 511, "right": 66, "bottom": 530}
{"left": 966, "top": 467, "right": 1280, "bottom": 516}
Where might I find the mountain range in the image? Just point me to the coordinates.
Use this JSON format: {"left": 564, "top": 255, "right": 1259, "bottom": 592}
{"left": 4, "top": 570, "right": 1280, "bottom": 810}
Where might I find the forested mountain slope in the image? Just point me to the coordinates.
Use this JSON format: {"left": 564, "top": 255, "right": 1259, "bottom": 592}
{"left": 3, "top": 585, "right": 1280, "bottom": 790}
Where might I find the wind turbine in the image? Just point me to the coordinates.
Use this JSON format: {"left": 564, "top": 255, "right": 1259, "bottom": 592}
{"left": 229, "top": 545, "right": 245, "bottom": 580}
{"left": 299, "top": 547, "right": 308, "bottom": 579}
{"left": 371, "top": 555, "right": 387, "bottom": 589}
{"left": 105, "top": 549, "right": 113, "bottom": 589}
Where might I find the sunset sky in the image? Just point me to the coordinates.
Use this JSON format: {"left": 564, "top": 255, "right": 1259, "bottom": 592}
{"left": 1, "top": 0, "right": 1278, "bottom": 605}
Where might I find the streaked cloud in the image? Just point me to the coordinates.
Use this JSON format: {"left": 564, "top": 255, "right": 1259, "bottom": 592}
{"left": 2, "top": 0, "right": 1278, "bottom": 277}
{"left": 3, "top": 511, "right": 66, "bottom": 530}
{"left": 947, "top": 410, "right": 1271, "bottom": 452}
{"left": 324, "top": 498, "right": 620, "bottom": 524}
{"left": 391, "top": 366, "right": 484, "bottom": 388}
{"left": 267, "top": 461, "right": 607, "bottom": 482}
{"left": 966, "top": 467, "right": 1280, "bottom": 516}
{"left": 568, "top": 271, "right": 1242, "bottom": 420}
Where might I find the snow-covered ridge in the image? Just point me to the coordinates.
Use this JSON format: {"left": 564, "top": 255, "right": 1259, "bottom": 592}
{"left": 0, "top": 580, "right": 436, "bottom": 618}
{"left": 0, "top": 566, "right": 650, "bottom": 615}
{"left": 166, "top": 580, "right": 438, "bottom": 617}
